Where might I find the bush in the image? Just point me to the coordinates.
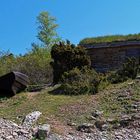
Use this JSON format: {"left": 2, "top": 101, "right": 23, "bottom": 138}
{"left": 0, "top": 46, "right": 53, "bottom": 85}
{"left": 122, "top": 57, "right": 139, "bottom": 79}
{"left": 98, "top": 73, "right": 111, "bottom": 91}
{"left": 107, "top": 71, "right": 127, "bottom": 84}
{"left": 0, "top": 51, "right": 17, "bottom": 76}
{"left": 108, "top": 57, "right": 140, "bottom": 83}
{"left": 51, "top": 41, "right": 91, "bottom": 84}
{"left": 15, "top": 46, "right": 53, "bottom": 85}
{"left": 59, "top": 67, "right": 100, "bottom": 95}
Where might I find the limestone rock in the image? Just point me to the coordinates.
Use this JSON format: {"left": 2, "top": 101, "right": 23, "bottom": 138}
{"left": 91, "top": 110, "right": 103, "bottom": 118}
{"left": 22, "top": 111, "right": 42, "bottom": 127}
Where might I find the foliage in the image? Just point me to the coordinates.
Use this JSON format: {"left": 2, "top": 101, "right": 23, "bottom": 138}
{"left": 0, "top": 11, "right": 61, "bottom": 85}
{"left": 15, "top": 46, "right": 52, "bottom": 84}
{"left": 59, "top": 67, "right": 100, "bottom": 95}
{"left": 0, "top": 50, "right": 16, "bottom": 76}
{"left": 122, "top": 57, "right": 140, "bottom": 79}
{"left": 51, "top": 41, "right": 91, "bottom": 84}
{"left": 107, "top": 71, "right": 127, "bottom": 84}
{"left": 26, "top": 84, "right": 46, "bottom": 92}
{"left": 37, "top": 11, "right": 60, "bottom": 48}
{"left": 98, "top": 73, "right": 111, "bottom": 91}
{"left": 108, "top": 57, "right": 140, "bottom": 83}
{"left": 79, "top": 33, "right": 140, "bottom": 45}
{"left": 0, "top": 46, "right": 52, "bottom": 85}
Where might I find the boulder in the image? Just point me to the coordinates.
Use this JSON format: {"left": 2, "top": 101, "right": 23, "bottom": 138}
{"left": 37, "top": 124, "right": 51, "bottom": 139}
{"left": 22, "top": 111, "right": 42, "bottom": 127}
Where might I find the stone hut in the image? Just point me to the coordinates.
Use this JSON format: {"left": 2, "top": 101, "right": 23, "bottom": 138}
{"left": 83, "top": 40, "right": 140, "bottom": 72}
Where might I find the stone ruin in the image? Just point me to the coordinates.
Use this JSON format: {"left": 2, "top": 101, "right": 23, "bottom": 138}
{"left": 84, "top": 40, "right": 140, "bottom": 72}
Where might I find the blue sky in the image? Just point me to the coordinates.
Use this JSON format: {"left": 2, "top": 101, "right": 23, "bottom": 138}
{"left": 0, "top": 0, "right": 140, "bottom": 55}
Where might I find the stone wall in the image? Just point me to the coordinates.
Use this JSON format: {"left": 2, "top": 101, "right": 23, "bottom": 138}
{"left": 87, "top": 45, "right": 140, "bottom": 72}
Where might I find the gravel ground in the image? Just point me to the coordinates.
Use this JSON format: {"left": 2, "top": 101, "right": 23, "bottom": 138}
{"left": 1, "top": 118, "right": 139, "bottom": 140}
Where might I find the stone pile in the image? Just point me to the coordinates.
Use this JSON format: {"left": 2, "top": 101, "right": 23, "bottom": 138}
{"left": 0, "top": 111, "right": 45, "bottom": 140}
{"left": 0, "top": 118, "right": 32, "bottom": 140}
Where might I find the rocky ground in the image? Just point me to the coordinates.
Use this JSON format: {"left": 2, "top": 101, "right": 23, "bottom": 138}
{"left": 0, "top": 101, "right": 140, "bottom": 140}
{"left": 58, "top": 120, "right": 140, "bottom": 140}
{"left": 0, "top": 79, "right": 140, "bottom": 140}
{"left": 0, "top": 118, "right": 32, "bottom": 140}
{"left": 0, "top": 117, "right": 140, "bottom": 140}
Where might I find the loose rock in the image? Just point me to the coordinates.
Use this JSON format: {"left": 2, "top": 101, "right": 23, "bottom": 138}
{"left": 22, "top": 111, "right": 42, "bottom": 127}
{"left": 77, "top": 123, "right": 94, "bottom": 133}
{"left": 37, "top": 124, "right": 51, "bottom": 139}
{"left": 92, "top": 110, "right": 103, "bottom": 118}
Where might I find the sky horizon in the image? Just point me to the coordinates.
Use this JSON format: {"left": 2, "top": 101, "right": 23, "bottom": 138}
{"left": 1, "top": 0, "right": 140, "bottom": 55}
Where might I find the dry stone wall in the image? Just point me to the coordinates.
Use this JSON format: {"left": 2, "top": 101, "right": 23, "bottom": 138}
{"left": 87, "top": 45, "right": 140, "bottom": 72}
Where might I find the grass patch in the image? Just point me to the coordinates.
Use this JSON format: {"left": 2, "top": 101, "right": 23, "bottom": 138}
{"left": 98, "top": 80, "right": 140, "bottom": 119}
{"left": 79, "top": 33, "right": 140, "bottom": 45}
{"left": 0, "top": 79, "right": 139, "bottom": 133}
{"left": 0, "top": 86, "right": 97, "bottom": 126}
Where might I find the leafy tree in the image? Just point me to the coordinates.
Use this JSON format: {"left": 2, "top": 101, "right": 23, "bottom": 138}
{"left": 51, "top": 41, "right": 91, "bottom": 84}
{"left": 0, "top": 51, "right": 16, "bottom": 76}
{"left": 37, "top": 11, "right": 60, "bottom": 48}
{"left": 15, "top": 45, "right": 52, "bottom": 85}
{"left": 0, "top": 11, "right": 59, "bottom": 85}
{"left": 0, "top": 46, "right": 53, "bottom": 85}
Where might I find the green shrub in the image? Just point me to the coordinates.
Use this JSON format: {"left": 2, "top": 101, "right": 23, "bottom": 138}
{"left": 59, "top": 67, "right": 100, "bottom": 95}
{"left": 0, "top": 51, "right": 17, "bottom": 76}
{"left": 107, "top": 71, "right": 127, "bottom": 84}
{"left": 98, "top": 73, "right": 111, "bottom": 91}
{"left": 0, "top": 46, "right": 53, "bottom": 85}
{"left": 15, "top": 46, "right": 53, "bottom": 85}
{"left": 122, "top": 57, "right": 139, "bottom": 79}
{"left": 108, "top": 57, "right": 139, "bottom": 83}
{"left": 51, "top": 41, "right": 91, "bottom": 84}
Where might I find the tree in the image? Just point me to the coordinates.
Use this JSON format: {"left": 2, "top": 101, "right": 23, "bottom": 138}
{"left": 37, "top": 11, "right": 60, "bottom": 48}
{"left": 51, "top": 41, "right": 91, "bottom": 84}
